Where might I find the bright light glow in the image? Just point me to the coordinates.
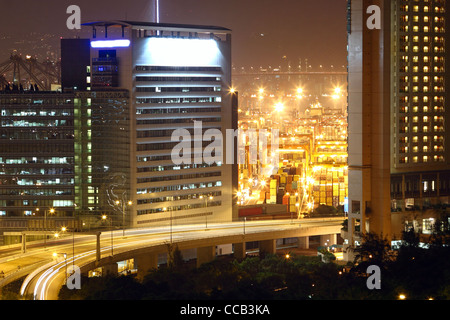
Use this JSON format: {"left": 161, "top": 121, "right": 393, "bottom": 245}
{"left": 399, "top": 294, "right": 406, "bottom": 300}
{"left": 91, "top": 39, "right": 131, "bottom": 48}
{"left": 274, "top": 102, "right": 284, "bottom": 112}
{"left": 141, "top": 38, "right": 220, "bottom": 67}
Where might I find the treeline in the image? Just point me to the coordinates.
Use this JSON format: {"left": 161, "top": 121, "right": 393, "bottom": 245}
{"left": 58, "top": 230, "right": 450, "bottom": 300}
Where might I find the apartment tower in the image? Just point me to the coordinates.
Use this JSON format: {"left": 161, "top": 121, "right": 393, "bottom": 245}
{"left": 346, "top": 0, "right": 449, "bottom": 259}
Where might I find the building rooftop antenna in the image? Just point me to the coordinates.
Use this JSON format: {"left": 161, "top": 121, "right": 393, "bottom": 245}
{"left": 156, "top": 0, "right": 160, "bottom": 23}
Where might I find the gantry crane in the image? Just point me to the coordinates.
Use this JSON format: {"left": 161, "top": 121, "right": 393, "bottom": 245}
{"left": 0, "top": 51, "right": 60, "bottom": 91}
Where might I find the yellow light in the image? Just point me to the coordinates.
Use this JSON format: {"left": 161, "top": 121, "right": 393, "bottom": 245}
{"left": 54, "top": 233, "right": 59, "bottom": 238}
{"left": 399, "top": 294, "right": 406, "bottom": 300}
{"left": 163, "top": 207, "right": 167, "bottom": 212}
{"left": 52, "top": 252, "right": 58, "bottom": 257}
{"left": 50, "top": 208, "right": 55, "bottom": 214}
{"left": 128, "top": 201, "right": 133, "bottom": 206}
{"left": 274, "top": 102, "right": 284, "bottom": 112}
{"left": 334, "top": 87, "right": 342, "bottom": 94}
{"left": 259, "top": 88, "right": 264, "bottom": 94}
{"left": 61, "top": 227, "right": 67, "bottom": 232}
{"left": 230, "top": 87, "right": 236, "bottom": 93}
{"left": 297, "top": 88, "right": 303, "bottom": 94}
{"left": 209, "top": 196, "right": 214, "bottom": 200}
{"left": 285, "top": 254, "right": 290, "bottom": 259}
{"left": 102, "top": 215, "right": 107, "bottom": 220}
{"left": 115, "top": 200, "right": 120, "bottom": 205}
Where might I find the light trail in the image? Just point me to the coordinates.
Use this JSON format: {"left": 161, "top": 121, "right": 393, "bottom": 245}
{"left": 20, "top": 218, "right": 344, "bottom": 300}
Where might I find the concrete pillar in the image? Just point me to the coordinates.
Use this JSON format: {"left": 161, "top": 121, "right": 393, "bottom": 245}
{"left": 320, "top": 234, "right": 337, "bottom": 247}
{"left": 298, "top": 236, "right": 309, "bottom": 249}
{"left": 21, "top": 233, "right": 26, "bottom": 254}
{"left": 135, "top": 253, "right": 158, "bottom": 280}
{"left": 233, "top": 242, "right": 246, "bottom": 259}
{"left": 197, "top": 246, "right": 215, "bottom": 267}
{"left": 96, "top": 232, "right": 101, "bottom": 262}
{"left": 259, "top": 239, "right": 276, "bottom": 255}
{"left": 103, "top": 263, "right": 118, "bottom": 276}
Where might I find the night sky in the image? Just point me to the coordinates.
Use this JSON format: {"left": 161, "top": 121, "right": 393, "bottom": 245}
{"left": 0, "top": 0, "right": 348, "bottom": 68}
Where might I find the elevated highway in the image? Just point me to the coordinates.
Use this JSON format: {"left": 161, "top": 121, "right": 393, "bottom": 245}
{"left": 0, "top": 217, "right": 344, "bottom": 300}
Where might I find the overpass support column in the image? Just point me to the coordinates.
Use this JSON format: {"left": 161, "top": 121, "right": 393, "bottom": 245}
{"left": 103, "top": 263, "right": 118, "bottom": 276}
{"left": 259, "top": 239, "right": 276, "bottom": 255}
{"left": 96, "top": 232, "right": 101, "bottom": 262}
{"left": 320, "top": 234, "right": 337, "bottom": 247}
{"left": 135, "top": 253, "right": 158, "bottom": 280}
{"left": 233, "top": 242, "right": 246, "bottom": 260}
{"left": 298, "top": 236, "right": 309, "bottom": 249}
{"left": 197, "top": 246, "right": 215, "bottom": 268}
{"left": 21, "top": 233, "right": 26, "bottom": 254}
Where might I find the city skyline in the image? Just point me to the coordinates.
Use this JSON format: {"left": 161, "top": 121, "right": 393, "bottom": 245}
{"left": 0, "top": 0, "right": 348, "bottom": 68}
{"left": 0, "top": 0, "right": 449, "bottom": 305}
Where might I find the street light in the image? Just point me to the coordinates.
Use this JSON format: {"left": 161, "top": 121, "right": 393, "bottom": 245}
{"left": 102, "top": 215, "right": 113, "bottom": 256}
{"left": 200, "top": 195, "right": 214, "bottom": 229}
{"left": 115, "top": 200, "right": 132, "bottom": 237}
{"left": 37, "top": 207, "right": 55, "bottom": 248}
{"left": 53, "top": 252, "right": 67, "bottom": 284}
{"left": 61, "top": 226, "right": 76, "bottom": 270}
{"left": 163, "top": 207, "right": 173, "bottom": 243}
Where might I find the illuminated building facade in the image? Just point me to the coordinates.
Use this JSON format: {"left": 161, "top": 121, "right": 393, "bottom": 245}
{"left": 73, "top": 90, "right": 131, "bottom": 224}
{"left": 346, "top": 0, "right": 449, "bottom": 259}
{"left": 83, "top": 21, "right": 238, "bottom": 227}
{"left": 0, "top": 90, "right": 130, "bottom": 239}
{"left": 0, "top": 92, "right": 77, "bottom": 236}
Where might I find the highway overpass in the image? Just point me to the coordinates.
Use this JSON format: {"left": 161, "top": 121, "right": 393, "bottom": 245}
{"left": 0, "top": 217, "right": 344, "bottom": 300}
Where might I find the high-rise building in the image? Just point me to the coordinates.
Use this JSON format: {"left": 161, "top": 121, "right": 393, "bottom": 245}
{"left": 0, "top": 89, "right": 130, "bottom": 241}
{"left": 0, "top": 21, "right": 237, "bottom": 244}
{"left": 81, "top": 21, "right": 238, "bottom": 228}
{"left": 0, "top": 91, "right": 78, "bottom": 240}
{"left": 345, "top": 0, "right": 449, "bottom": 259}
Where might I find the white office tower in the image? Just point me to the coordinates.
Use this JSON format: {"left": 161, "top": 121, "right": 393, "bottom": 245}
{"left": 84, "top": 21, "right": 238, "bottom": 228}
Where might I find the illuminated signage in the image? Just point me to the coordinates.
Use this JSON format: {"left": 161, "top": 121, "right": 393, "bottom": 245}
{"left": 140, "top": 38, "right": 220, "bottom": 67}
{"left": 91, "top": 39, "right": 131, "bottom": 48}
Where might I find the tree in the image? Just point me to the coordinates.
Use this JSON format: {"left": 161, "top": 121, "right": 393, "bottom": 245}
{"left": 350, "top": 232, "right": 394, "bottom": 267}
